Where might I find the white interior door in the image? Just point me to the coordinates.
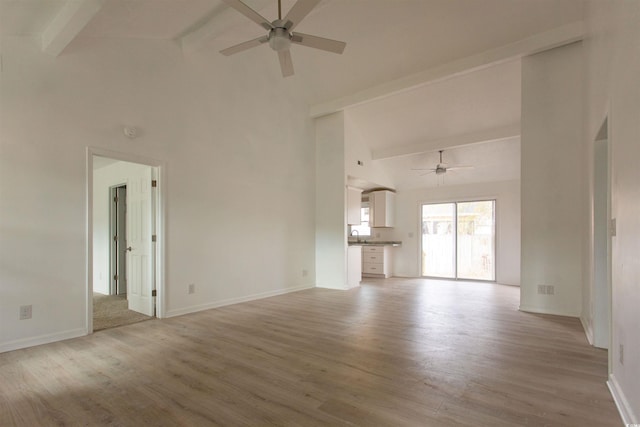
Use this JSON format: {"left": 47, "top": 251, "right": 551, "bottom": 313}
{"left": 126, "top": 165, "right": 154, "bottom": 316}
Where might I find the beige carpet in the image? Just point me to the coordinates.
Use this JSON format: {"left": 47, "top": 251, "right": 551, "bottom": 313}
{"left": 93, "top": 293, "right": 152, "bottom": 331}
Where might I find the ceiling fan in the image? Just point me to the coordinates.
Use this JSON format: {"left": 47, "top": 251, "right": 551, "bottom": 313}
{"left": 412, "top": 150, "right": 473, "bottom": 176}
{"left": 219, "top": 0, "right": 346, "bottom": 77}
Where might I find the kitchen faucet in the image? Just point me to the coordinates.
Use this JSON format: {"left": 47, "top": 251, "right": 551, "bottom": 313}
{"left": 350, "top": 230, "right": 360, "bottom": 242}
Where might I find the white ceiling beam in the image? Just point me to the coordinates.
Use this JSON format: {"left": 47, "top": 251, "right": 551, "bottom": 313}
{"left": 372, "top": 124, "right": 521, "bottom": 160}
{"left": 310, "top": 21, "right": 584, "bottom": 118}
{"left": 42, "top": 0, "right": 105, "bottom": 56}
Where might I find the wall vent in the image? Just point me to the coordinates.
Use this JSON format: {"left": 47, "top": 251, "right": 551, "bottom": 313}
{"left": 537, "top": 285, "right": 555, "bottom": 295}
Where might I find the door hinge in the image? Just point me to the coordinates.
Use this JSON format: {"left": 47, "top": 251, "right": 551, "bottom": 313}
{"left": 151, "top": 180, "right": 157, "bottom": 188}
{"left": 113, "top": 235, "right": 118, "bottom": 242}
{"left": 114, "top": 274, "right": 118, "bottom": 281}
{"left": 152, "top": 235, "right": 156, "bottom": 242}
{"left": 152, "top": 290, "right": 157, "bottom": 297}
{"left": 114, "top": 196, "right": 118, "bottom": 203}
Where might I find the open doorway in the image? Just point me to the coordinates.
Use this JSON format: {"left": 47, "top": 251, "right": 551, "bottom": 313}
{"left": 90, "top": 152, "right": 163, "bottom": 332}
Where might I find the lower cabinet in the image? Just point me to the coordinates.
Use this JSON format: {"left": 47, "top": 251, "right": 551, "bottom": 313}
{"left": 347, "top": 245, "right": 362, "bottom": 288}
{"left": 362, "top": 245, "right": 393, "bottom": 278}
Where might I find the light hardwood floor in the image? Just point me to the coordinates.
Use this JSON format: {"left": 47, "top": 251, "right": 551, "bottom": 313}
{"left": 0, "top": 279, "right": 621, "bottom": 426}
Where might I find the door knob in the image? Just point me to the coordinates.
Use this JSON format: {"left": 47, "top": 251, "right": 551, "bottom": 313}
{"left": 126, "top": 246, "right": 132, "bottom": 252}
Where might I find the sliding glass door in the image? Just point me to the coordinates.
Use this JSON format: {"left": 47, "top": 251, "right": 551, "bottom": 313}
{"left": 421, "top": 203, "right": 456, "bottom": 278}
{"left": 421, "top": 200, "right": 495, "bottom": 281}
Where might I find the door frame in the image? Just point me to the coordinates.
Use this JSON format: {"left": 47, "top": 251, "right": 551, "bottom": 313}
{"left": 419, "top": 198, "right": 497, "bottom": 282}
{"left": 593, "top": 135, "right": 611, "bottom": 350}
{"left": 86, "top": 147, "right": 166, "bottom": 334}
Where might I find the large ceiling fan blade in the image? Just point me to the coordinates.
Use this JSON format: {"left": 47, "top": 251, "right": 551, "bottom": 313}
{"left": 220, "top": 0, "right": 274, "bottom": 30}
{"left": 420, "top": 171, "right": 437, "bottom": 176}
{"left": 220, "top": 35, "right": 269, "bottom": 56}
{"left": 291, "top": 32, "right": 346, "bottom": 54}
{"left": 446, "top": 166, "right": 474, "bottom": 171}
{"left": 278, "top": 49, "right": 294, "bottom": 77}
{"left": 411, "top": 168, "right": 437, "bottom": 171}
{"left": 283, "top": 0, "right": 321, "bottom": 31}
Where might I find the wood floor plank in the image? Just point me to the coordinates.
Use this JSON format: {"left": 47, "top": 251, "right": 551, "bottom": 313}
{"left": 0, "top": 278, "right": 621, "bottom": 426}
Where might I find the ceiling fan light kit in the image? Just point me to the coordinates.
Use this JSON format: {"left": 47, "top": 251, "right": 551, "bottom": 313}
{"left": 220, "top": 0, "right": 347, "bottom": 77}
{"left": 268, "top": 25, "right": 292, "bottom": 52}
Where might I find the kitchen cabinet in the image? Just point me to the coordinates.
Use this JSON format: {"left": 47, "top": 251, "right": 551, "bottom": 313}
{"left": 347, "top": 245, "right": 362, "bottom": 288}
{"left": 362, "top": 245, "right": 394, "bottom": 278}
{"left": 370, "top": 190, "right": 395, "bottom": 227}
{"left": 347, "top": 186, "right": 363, "bottom": 225}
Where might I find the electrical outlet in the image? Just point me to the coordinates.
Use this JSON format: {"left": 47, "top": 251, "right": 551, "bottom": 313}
{"left": 619, "top": 344, "right": 624, "bottom": 365}
{"left": 188, "top": 283, "right": 195, "bottom": 294}
{"left": 19, "top": 305, "right": 32, "bottom": 320}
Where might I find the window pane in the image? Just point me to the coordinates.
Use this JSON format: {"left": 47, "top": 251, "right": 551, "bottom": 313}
{"left": 351, "top": 207, "right": 371, "bottom": 236}
{"left": 421, "top": 203, "right": 456, "bottom": 278}
{"left": 456, "top": 201, "right": 495, "bottom": 281}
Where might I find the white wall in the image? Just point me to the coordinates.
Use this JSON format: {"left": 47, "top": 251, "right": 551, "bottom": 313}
{"left": 315, "top": 112, "right": 349, "bottom": 290}
{"left": 92, "top": 160, "right": 152, "bottom": 295}
{"left": 344, "top": 112, "right": 394, "bottom": 189}
{"left": 0, "top": 36, "right": 316, "bottom": 351}
{"left": 391, "top": 180, "right": 520, "bottom": 285}
{"left": 520, "top": 42, "right": 585, "bottom": 317}
{"left": 584, "top": 1, "right": 640, "bottom": 422}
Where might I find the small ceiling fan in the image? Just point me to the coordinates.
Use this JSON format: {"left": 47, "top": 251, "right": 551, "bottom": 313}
{"left": 219, "top": 0, "right": 346, "bottom": 77}
{"left": 412, "top": 150, "right": 473, "bottom": 176}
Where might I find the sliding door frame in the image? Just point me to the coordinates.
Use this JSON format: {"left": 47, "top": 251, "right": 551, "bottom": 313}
{"left": 420, "top": 198, "right": 497, "bottom": 282}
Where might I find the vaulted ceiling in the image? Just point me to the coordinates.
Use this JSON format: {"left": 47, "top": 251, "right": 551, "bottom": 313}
{"left": 0, "top": 0, "right": 585, "bottom": 188}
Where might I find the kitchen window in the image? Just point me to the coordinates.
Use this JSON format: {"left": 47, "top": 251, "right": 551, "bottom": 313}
{"left": 350, "top": 204, "right": 371, "bottom": 237}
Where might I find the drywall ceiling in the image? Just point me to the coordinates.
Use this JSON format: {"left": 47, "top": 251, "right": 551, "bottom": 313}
{"left": 1, "top": 0, "right": 579, "bottom": 188}
{"left": 0, "top": 1, "right": 66, "bottom": 36}
{"left": 1, "top": 0, "right": 582, "bottom": 101}
{"left": 343, "top": 59, "right": 521, "bottom": 189}
{"left": 76, "top": 0, "right": 222, "bottom": 40}
{"left": 381, "top": 137, "right": 521, "bottom": 190}
{"left": 345, "top": 59, "right": 521, "bottom": 155}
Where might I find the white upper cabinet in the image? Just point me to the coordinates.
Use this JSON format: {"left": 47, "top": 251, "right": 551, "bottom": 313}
{"left": 347, "top": 186, "right": 363, "bottom": 225}
{"left": 370, "top": 190, "right": 395, "bottom": 227}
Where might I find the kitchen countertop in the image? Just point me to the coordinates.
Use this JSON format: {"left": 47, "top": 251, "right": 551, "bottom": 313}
{"left": 348, "top": 241, "right": 402, "bottom": 247}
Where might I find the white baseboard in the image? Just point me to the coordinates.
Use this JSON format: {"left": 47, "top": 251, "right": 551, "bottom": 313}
{"left": 580, "top": 315, "right": 594, "bottom": 345}
{"left": 0, "top": 328, "right": 87, "bottom": 354}
{"left": 499, "top": 282, "right": 521, "bottom": 287}
{"left": 518, "top": 305, "right": 580, "bottom": 318}
{"left": 608, "top": 373, "right": 638, "bottom": 424}
{"left": 315, "top": 283, "right": 350, "bottom": 290}
{"left": 165, "top": 284, "right": 315, "bottom": 318}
